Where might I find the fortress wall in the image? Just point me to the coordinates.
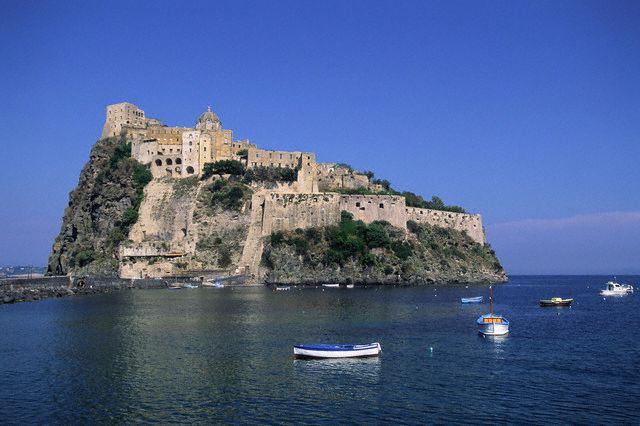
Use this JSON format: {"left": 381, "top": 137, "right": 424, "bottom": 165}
{"left": 406, "top": 207, "right": 486, "bottom": 244}
{"left": 247, "top": 148, "right": 315, "bottom": 169}
{"left": 340, "top": 195, "right": 407, "bottom": 229}
{"left": 316, "top": 163, "right": 370, "bottom": 191}
{"left": 258, "top": 193, "right": 342, "bottom": 236}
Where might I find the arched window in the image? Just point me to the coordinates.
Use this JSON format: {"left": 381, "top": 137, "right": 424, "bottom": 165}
{"left": 186, "top": 166, "right": 195, "bottom": 174}
{"left": 155, "top": 159, "right": 162, "bottom": 166}
{"left": 166, "top": 158, "right": 173, "bottom": 165}
{"left": 175, "top": 158, "right": 182, "bottom": 164}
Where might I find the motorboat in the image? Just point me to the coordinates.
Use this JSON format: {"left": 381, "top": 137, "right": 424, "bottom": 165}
{"left": 600, "top": 281, "right": 633, "bottom": 296}
{"left": 293, "top": 343, "right": 381, "bottom": 359}
{"left": 322, "top": 284, "right": 340, "bottom": 288}
{"left": 477, "top": 286, "right": 509, "bottom": 336}
{"left": 539, "top": 297, "right": 573, "bottom": 307}
{"left": 202, "top": 280, "right": 224, "bottom": 288}
{"left": 182, "top": 283, "right": 198, "bottom": 289}
{"left": 275, "top": 286, "right": 291, "bottom": 291}
{"left": 461, "top": 296, "right": 483, "bottom": 304}
{"left": 168, "top": 284, "right": 182, "bottom": 290}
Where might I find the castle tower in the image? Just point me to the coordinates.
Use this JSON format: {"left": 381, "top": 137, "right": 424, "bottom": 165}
{"left": 102, "top": 102, "right": 146, "bottom": 138}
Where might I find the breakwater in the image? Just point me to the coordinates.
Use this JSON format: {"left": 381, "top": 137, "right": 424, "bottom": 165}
{"left": 0, "top": 276, "right": 168, "bottom": 304}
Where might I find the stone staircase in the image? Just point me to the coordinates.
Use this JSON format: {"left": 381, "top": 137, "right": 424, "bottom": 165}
{"left": 239, "top": 195, "right": 266, "bottom": 284}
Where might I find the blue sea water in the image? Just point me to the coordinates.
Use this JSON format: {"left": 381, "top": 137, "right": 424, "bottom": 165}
{"left": 1, "top": 276, "right": 639, "bottom": 424}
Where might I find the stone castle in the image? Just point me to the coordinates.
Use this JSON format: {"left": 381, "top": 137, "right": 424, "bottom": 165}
{"left": 105, "top": 102, "right": 487, "bottom": 280}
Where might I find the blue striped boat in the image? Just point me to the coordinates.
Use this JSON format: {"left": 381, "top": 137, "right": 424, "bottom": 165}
{"left": 293, "top": 343, "right": 381, "bottom": 359}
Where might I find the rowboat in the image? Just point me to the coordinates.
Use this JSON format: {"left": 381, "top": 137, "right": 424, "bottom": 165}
{"left": 477, "top": 286, "right": 509, "bottom": 336}
{"left": 539, "top": 297, "right": 573, "bottom": 307}
{"left": 293, "top": 343, "right": 381, "bottom": 359}
{"left": 461, "top": 296, "right": 483, "bottom": 304}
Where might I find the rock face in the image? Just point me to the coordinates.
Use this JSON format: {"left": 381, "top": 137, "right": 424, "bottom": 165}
{"left": 47, "top": 137, "right": 147, "bottom": 276}
{"left": 262, "top": 219, "right": 506, "bottom": 285}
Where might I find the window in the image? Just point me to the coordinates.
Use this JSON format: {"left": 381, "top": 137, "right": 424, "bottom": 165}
{"left": 379, "top": 203, "right": 384, "bottom": 208}
{"left": 155, "top": 159, "right": 162, "bottom": 166}
{"left": 176, "top": 158, "right": 182, "bottom": 164}
{"left": 356, "top": 202, "right": 361, "bottom": 207}
{"left": 166, "top": 159, "right": 173, "bottom": 165}
{"left": 186, "top": 166, "right": 194, "bottom": 174}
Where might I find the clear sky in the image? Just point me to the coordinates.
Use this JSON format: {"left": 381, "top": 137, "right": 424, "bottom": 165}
{"left": 0, "top": 0, "right": 638, "bottom": 274}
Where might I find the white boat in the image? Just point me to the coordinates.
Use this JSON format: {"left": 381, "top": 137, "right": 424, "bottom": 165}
{"left": 202, "top": 280, "right": 224, "bottom": 288}
{"left": 275, "top": 286, "right": 290, "bottom": 291}
{"left": 322, "top": 284, "right": 340, "bottom": 288}
{"left": 477, "top": 286, "right": 509, "bottom": 336}
{"left": 182, "top": 283, "right": 198, "bottom": 289}
{"left": 600, "top": 281, "right": 633, "bottom": 296}
{"left": 293, "top": 343, "right": 381, "bottom": 359}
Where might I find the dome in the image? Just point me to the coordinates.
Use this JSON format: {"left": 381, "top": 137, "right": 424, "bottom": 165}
{"left": 196, "top": 106, "right": 221, "bottom": 130}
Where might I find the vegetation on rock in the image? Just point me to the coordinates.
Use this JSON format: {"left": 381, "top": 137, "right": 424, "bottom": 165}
{"left": 47, "top": 137, "right": 153, "bottom": 276}
{"left": 262, "top": 212, "right": 505, "bottom": 285}
{"left": 243, "top": 166, "right": 297, "bottom": 184}
{"left": 201, "top": 160, "right": 245, "bottom": 179}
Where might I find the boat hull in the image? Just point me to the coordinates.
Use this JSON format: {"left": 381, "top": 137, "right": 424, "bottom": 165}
{"left": 600, "top": 290, "right": 632, "bottom": 296}
{"left": 477, "top": 314, "right": 510, "bottom": 336}
{"left": 461, "top": 297, "right": 483, "bottom": 304}
{"left": 539, "top": 299, "right": 573, "bottom": 307}
{"left": 293, "top": 343, "right": 381, "bottom": 359}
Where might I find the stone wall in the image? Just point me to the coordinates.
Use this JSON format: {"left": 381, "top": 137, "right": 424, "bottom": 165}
{"left": 315, "top": 163, "right": 370, "bottom": 192}
{"left": 339, "top": 195, "right": 407, "bottom": 229}
{"left": 258, "top": 192, "right": 342, "bottom": 236}
{"left": 406, "top": 207, "right": 485, "bottom": 244}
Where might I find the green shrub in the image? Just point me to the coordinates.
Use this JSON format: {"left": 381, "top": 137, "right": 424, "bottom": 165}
{"left": 365, "top": 222, "right": 390, "bottom": 248}
{"left": 76, "top": 249, "right": 95, "bottom": 267}
{"left": 205, "top": 179, "right": 247, "bottom": 210}
{"left": 202, "top": 160, "right": 245, "bottom": 179}
{"left": 243, "top": 166, "right": 297, "bottom": 184}
{"left": 236, "top": 149, "right": 248, "bottom": 157}
{"left": 110, "top": 142, "right": 131, "bottom": 168}
{"left": 121, "top": 207, "right": 139, "bottom": 227}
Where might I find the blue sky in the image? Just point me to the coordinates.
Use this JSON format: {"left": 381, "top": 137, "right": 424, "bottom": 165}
{"left": 0, "top": 0, "right": 638, "bottom": 273}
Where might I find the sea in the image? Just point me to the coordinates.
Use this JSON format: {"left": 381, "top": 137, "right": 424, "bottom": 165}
{"left": 1, "top": 275, "right": 638, "bottom": 424}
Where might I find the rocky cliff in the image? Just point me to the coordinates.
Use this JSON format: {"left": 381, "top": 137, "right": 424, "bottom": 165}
{"left": 262, "top": 213, "right": 506, "bottom": 285}
{"left": 47, "top": 137, "right": 151, "bottom": 276}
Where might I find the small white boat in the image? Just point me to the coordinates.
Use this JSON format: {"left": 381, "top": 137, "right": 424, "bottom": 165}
{"left": 346, "top": 284, "right": 355, "bottom": 289}
{"left": 477, "top": 286, "right": 509, "bottom": 336}
{"left": 322, "top": 284, "right": 340, "bottom": 288}
{"left": 600, "top": 281, "right": 633, "bottom": 296}
{"left": 461, "top": 296, "right": 483, "bottom": 304}
{"left": 202, "top": 280, "right": 224, "bottom": 288}
{"left": 182, "top": 283, "right": 198, "bottom": 289}
{"left": 293, "top": 343, "right": 381, "bottom": 359}
{"left": 275, "top": 286, "right": 291, "bottom": 291}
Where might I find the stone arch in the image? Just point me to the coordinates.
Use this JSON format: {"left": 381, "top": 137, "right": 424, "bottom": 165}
{"left": 175, "top": 158, "right": 182, "bottom": 165}
{"left": 186, "top": 166, "right": 195, "bottom": 174}
{"left": 166, "top": 158, "right": 173, "bottom": 165}
{"left": 155, "top": 159, "right": 162, "bottom": 166}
